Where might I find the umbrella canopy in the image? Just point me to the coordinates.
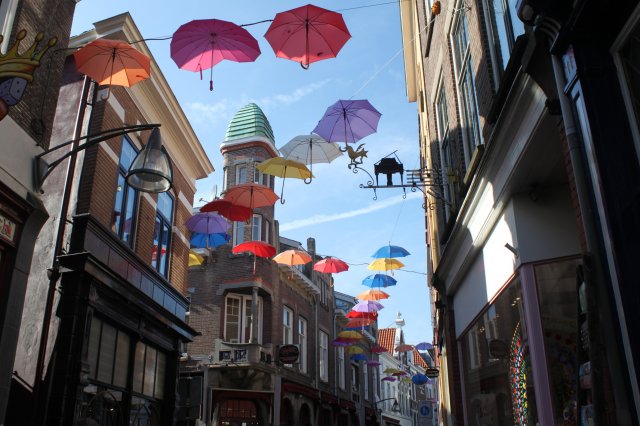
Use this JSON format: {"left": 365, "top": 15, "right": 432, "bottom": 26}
{"left": 369, "top": 345, "right": 387, "bottom": 354}
{"left": 381, "top": 376, "right": 397, "bottom": 382}
{"left": 346, "top": 311, "right": 377, "bottom": 319}
{"left": 279, "top": 134, "right": 343, "bottom": 165}
{"left": 392, "top": 370, "right": 409, "bottom": 376}
{"left": 256, "top": 157, "right": 313, "bottom": 203}
{"left": 185, "top": 212, "right": 231, "bottom": 234}
{"left": 412, "top": 373, "right": 429, "bottom": 385}
{"left": 400, "top": 377, "right": 412, "bottom": 384}
{"left": 170, "top": 19, "right": 260, "bottom": 90}
{"left": 367, "top": 258, "right": 405, "bottom": 272}
{"left": 273, "top": 249, "right": 312, "bottom": 266}
{"left": 352, "top": 300, "right": 384, "bottom": 313}
{"left": 223, "top": 183, "right": 279, "bottom": 209}
{"left": 357, "top": 289, "right": 390, "bottom": 301}
{"left": 383, "top": 368, "right": 401, "bottom": 374}
{"left": 350, "top": 353, "right": 367, "bottom": 362}
{"left": 366, "top": 360, "right": 382, "bottom": 367}
{"left": 190, "top": 232, "right": 230, "bottom": 249}
{"left": 372, "top": 244, "right": 411, "bottom": 259}
{"left": 338, "top": 330, "right": 363, "bottom": 340}
{"left": 415, "top": 342, "right": 434, "bottom": 351}
{"left": 331, "top": 339, "right": 355, "bottom": 347}
{"left": 264, "top": 4, "right": 351, "bottom": 69}
{"left": 74, "top": 39, "right": 150, "bottom": 87}
{"left": 232, "top": 240, "right": 276, "bottom": 258}
{"left": 313, "top": 257, "right": 349, "bottom": 274}
{"left": 345, "top": 318, "right": 374, "bottom": 328}
{"left": 362, "top": 274, "right": 397, "bottom": 288}
{"left": 313, "top": 99, "right": 381, "bottom": 144}
{"left": 346, "top": 346, "right": 364, "bottom": 355}
{"left": 200, "top": 198, "right": 252, "bottom": 222}
{"left": 188, "top": 250, "right": 205, "bottom": 266}
{"left": 395, "top": 344, "right": 414, "bottom": 353}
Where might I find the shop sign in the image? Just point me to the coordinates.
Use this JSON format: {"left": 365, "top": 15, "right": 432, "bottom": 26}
{"left": 0, "top": 213, "right": 16, "bottom": 243}
{"left": 278, "top": 344, "right": 299, "bottom": 364}
{"left": 425, "top": 367, "right": 439, "bottom": 378}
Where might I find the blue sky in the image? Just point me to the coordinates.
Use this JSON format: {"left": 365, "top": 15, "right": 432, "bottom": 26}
{"left": 72, "top": 0, "right": 433, "bottom": 346}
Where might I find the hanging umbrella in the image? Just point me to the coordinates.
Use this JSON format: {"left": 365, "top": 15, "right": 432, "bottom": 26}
{"left": 392, "top": 370, "right": 409, "bottom": 376}
{"left": 357, "top": 289, "right": 390, "bottom": 301}
{"left": 346, "top": 311, "right": 377, "bottom": 319}
{"left": 188, "top": 250, "right": 205, "bottom": 266}
{"left": 74, "top": 39, "right": 150, "bottom": 94}
{"left": 273, "top": 249, "right": 312, "bottom": 266}
{"left": 369, "top": 345, "right": 387, "bottom": 354}
{"left": 232, "top": 240, "right": 276, "bottom": 274}
{"left": 313, "top": 257, "right": 349, "bottom": 274}
{"left": 381, "top": 376, "right": 397, "bottom": 382}
{"left": 331, "top": 338, "right": 355, "bottom": 347}
{"left": 313, "top": 99, "right": 382, "bottom": 144}
{"left": 338, "top": 330, "right": 363, "bottom": 341}
{"left": 170, "top": 19, "right": 261, "bottom": 91}
{"left": 400, "top": 377, "right": 412, "bottom": 384}
{"left": 412, "top": 373, "right": 429, "bottom": 385}
{"left": 256, "top": 157, "right": 312, "bottom": 203}
{"left": 383, "top": 368, "right": 401, "bottom": 374}
{"left": 185, "top": 212, "right": 231, "bottom": 234}
{"left": 279, "top": 134, "right": 343, "bottom": 182}
{"left": 395, "top": 344, "right": 414, "bottom": 353}
{"left": 352, "top": 300, "right": 384, "bottom": 313}
{"left": 415, "top": 342, "right": 434, "bottom": 351}
{"left": 367, "top": 258, "right": 405, "bottom": 273}
{"left": 200, "top": 198, "right": 252, "bottom": 222}
{"left": 362, "top": 274, "right": 397, "bottom": 288}
{"left": 190, "top": 232, "right": 230, "bottom": 249}
{"left": 264, "top": 4, "right": 351, "bottom": 69}
{"left": 371, "top": 244, "right": 411, "bottom": 259}
{"left": 367, "top": 360, "right": 382, "bottom": 367}
{"left": 223, "top": 183, "right": 279, "bottom": 209}
{"left": 345, "top": 318, "right": 374, "bottom": 328}
{"left": 350, "top": 353, "right": 367, "bottom": 362}
{"left": 346, "top": 346, "right": 364, "bottom": 355}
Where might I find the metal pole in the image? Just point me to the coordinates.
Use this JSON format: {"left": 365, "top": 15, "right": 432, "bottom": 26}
{"left": 31, "top": 75, "right": 92, "bottom": 426}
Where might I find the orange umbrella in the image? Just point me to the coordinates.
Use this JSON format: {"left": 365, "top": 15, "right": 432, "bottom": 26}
{"left": 395, "top": 344, "right": 414, "bottom": 353}
{"left": 273, "top": 249, "right": 312, "bottom": 266}
{"left": 357, "top": 289, "right": 390, "bottom": 301}
{"left": 345, "top": 318, "right": 373, "bottom": 328}
{"left": 74, "top": 39, "right": 150, "bottom": 87}
{"left": 223, "top": 183, "right": 279, "bottom": 209}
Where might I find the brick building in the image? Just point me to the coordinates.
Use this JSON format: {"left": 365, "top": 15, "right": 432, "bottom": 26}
{"left": 7, "top": 14, "right": 213, "bottom": 425}
{"left": 400, "top": 0, "right": 640, "bottom": 424}
{"left": 0, "top": 0, "right": 78, "bottom": 423}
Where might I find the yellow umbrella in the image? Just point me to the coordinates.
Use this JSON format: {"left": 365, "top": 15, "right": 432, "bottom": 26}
{"left": 357, "top": 289, "right": 390, "bottom": 301}
{"left": 338, "top": 330, "right": 363, "bottom": 340}
{"left": 383, "top": 367, "right": 402, "bottom": 374}
{"left": 367, "top": 258, "right": 404, "bottom": 272}
{"left": 188, "top": 250, "right": 205, "bottom": 266}
{"left": 346, "top": 346, "right": 364, "bottom": 354}
{"left": 256, "top": 157, "right": 313, "bottom": 204}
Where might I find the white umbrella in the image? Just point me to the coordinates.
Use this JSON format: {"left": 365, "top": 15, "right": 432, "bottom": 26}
{"left": 279, "top": 134, "right": 343, "bottom": 182}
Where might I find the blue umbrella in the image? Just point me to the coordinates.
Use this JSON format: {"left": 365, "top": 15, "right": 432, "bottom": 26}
{"left": 362, "top": 274, "right": 397, "bottom": 288}
{"left": 190, "top": 232, "right": 230, "bottom": 248}
{"left": 372, "top": 245, "right": 410, "bottom": 258}
{"left": 412, "top": 373, "right": 428, "bottom": 385}
{"left": 415, "top": 342, "right": 433, "bottom": 351}
{"left": 350, "top": 353, "right": 367, "bottom": 362}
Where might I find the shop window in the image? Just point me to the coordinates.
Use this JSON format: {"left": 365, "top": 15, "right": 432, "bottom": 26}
{"left": 152, "top": 192, "right": 173, "bottom": 278}
{"left": 219, "top": 399, "right": 260, "bottom": 425}
{"left": 460, "top": 278, "right": 539, "bottom": 425}
{"left": 111, "top": 137, "right": 138, "bottom": 247}
{"left": 298, "top": 316, "right": 308, "bottom": 373}
{"left": 224, "top": 294, "right": 262, "bottom": 344}
{"left": 319, "top": 331, "right": 328, "bottom": 381}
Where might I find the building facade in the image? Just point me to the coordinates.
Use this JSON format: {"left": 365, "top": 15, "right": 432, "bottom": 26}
{"left": 400, "top": 0, "right": 640, "bottom": 424}
{"left": 7, "top": 14, "right": 213, "bottom": 425}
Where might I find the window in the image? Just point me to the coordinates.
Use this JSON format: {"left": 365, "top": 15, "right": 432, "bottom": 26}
{"left": 299, "top": 317, "right": 307, "bottom": 373}
{"left": 372, "top": 368, "right": 379, "bottom": 400}
{"left": 253, "top": 166, "right": 269, "bottom": 186}
{"left": 232, "top": 221, "right": 245, "bottom": 246}
{"left": 235, "top": 164, "right": 247, "bottom": 184}
{"left": 338, "top": 347, "right": 345, "bottom": 389}
{"left": 224, "top": 294, "right": 262, "bottom": 343}
{"left": 152, "top": 192, "right": 173, "bottom": 277}
{"left": 264, "top": 220, "right": 271, "bottom": 244}
{"left": 111, "top": 137, "right": 138, "bottom": 247}
{"left": 0, "top": 0, "right": 19, "bottom": 53}
{"left": 252, "top": 214, "right": 262, "bottom": 241}
{"left": 364, "top": 364, "right": 369, "bottom": 400}
{"left": 319, "top": 330, "right": 328, "bottom": 381}
{"left": 483, "top": 0, "right": 525, "bottom": 82}
{"left": 435, "top": 82, "right": 455, "bottom": 217}
{"left": 223, "top": 166, "right": 229, "bottom": 191}
{"left": 452, "top": 9, "right": 483, "bottom": 163}
{"left": 283, "top": 307, "right": 293, "bottom": 344}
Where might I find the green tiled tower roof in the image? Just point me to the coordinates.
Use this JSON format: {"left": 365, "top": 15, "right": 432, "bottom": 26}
{"left": 224, "top": 103, "right": 275, "bottom": 145}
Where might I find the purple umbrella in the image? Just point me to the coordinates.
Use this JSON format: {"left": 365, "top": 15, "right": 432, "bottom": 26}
{"left": 185, "top": 212, "right": 231, "bottom": 234}
{"left": 170, "top": 19, "right": 261, "bottom": 91}
{"left": 415, "top": 342, "right": 434, "bottom": 351}
{"left": 352, "top": 300, "right": 384, "bottom": 313}
{"left": 381, "top": 376, "right": 397, "bottom": 382}
{"left": 367, "top": 360, "right": 382, "bottom": 367}
{"left": 312, "top": 99, "right": 381, "bottom": 144}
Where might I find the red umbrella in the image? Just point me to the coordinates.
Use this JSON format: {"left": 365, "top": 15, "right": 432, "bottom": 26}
{"left": 370, "top": 345, "right": 387, "bottom": 354}
{"left": 200, "top": 198, "right": 252, "bottom": 222}
{"left": 395, "top": 344, "right": 414, "bottom": 353}
{"left": 171, "top": 19, "right": 261, "bottom": 91}
{"left": 264, "top": 4, "right": 351, "bottom": 69}
{"left": 74, "top": 39, "right": 150, "bottom": 87}
{"left": 223, "top": 183, "right": 279, "bottom": 210}
{"left": 232, "top": 240, "right": 276, "bottom": 274}
{"left": 345, "top": 318, "right": 373, "bottom": 328}
{"left": 346, "top": 311, "right": 377, "bottom": 319}
{"left": 313, "top": 256, "right": 349, "bottom": 274}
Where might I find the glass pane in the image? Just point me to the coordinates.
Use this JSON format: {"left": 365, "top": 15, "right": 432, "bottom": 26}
{"left": 113, "top": 331, "right": 130, "bottom": 388}
{"left": 157, "top": 192, "right": 173, "bottom": 222}
{"left": 87, "top": 318, "right": 101, "bottom": 380}
{"left": 97, "top": 322, "right": 116, "bottom": 384}
{"left": 133, "top": 342, "right": 145, "bottom": 394}
{"left": 243, "top": 299, "right": 253, "bottom": 343}
{"left": 252, "top": 215, "right": 261, "bottom": 241}
{"left": 123, "top": 183, "right": 137, "bottom": 245}
{"left": 154, "top": 351, "right": 166, "bottom": 400}
{"left": 236, "top": 166, "right": 247, "bottom": 184}
{"left": 233, "top": 221, "right": 245, "bottom": 246}
{"left": 120, "top": 137, "right": 137, "bottom": 170}
{"left": 112, "top": 174, "right": 125, "bottom": 235}
{"left": 225, "top": 297, "right": 240, "bottom": 343}
{"left": 160, "top": 223, "right": 170, "bottom": 276}
{"left": 152, "top": 217, "right": 161, "bottom": 269}
{"left": 143, "top": 346, "right": 157, "bottom": 397}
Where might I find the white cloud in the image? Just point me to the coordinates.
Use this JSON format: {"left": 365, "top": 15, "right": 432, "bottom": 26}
{"left": 251, "top": 79, "right": 331, "bottom": 108}
{"left": 279, "top": 191, "right": 422, "bottom": 231}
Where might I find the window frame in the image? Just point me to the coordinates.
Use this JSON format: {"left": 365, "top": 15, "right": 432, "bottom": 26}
{"left": 235, "top": 164, "right": 247, "bottom": 185}
{"left": 435, "top": 79, "right": 455, "bottom": 218}
{"left": 283, "top": 306, "right": 293, "bottom": 345}
{"left": 298, "top": 316, "right": 308, "bottom": 373}
{"left": 224, "top": 294, "right": 263, "bottom": 344}
{"left": 152, "top": 191, "right": 174, "bottom": 278}
{"left": 251, "top": 214, "right": 262, "bottom": 242}
{"left": 112, "top": 136, "right": 139, "bottom": 248}
{"left": 338, "top": 347, "right": 345, "bottom": 390}
{"left": 319, "top": 330, "right": 329, "bottom": 382}
{"left": 232, "top": 221, "right": 245, "bottom": 246}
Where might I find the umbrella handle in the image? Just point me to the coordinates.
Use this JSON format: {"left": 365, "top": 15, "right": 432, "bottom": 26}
{"left": 300, "top": 61, "right": 310, "bottom": 70}
{"left": 279, "top": 176, "right": 286, "bottom": 204}
{"left": 304, "top": 177, "right": 312, "bottom": 184}
{"left": 304, "top": 157, "right": 313, "bottom": 184}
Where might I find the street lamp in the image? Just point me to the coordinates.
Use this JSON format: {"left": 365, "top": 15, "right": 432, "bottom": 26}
{"left": 375, "top": 397, "right": 400, "bottom": 413}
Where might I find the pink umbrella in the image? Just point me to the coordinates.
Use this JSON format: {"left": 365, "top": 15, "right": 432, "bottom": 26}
{"left": 171, "top": 19, "right": 261, "bottom": 91}
{"left": 352, "top": 300, "right": 384, "bottom": 313}
{"left": 313, "top": 256, "right": 349, "bottom": 274}
{"left": 381, "top": 376, "right": 397, "bottom": 382}
{"left": 367, "top": 360, "right": 382, "bottom": 367}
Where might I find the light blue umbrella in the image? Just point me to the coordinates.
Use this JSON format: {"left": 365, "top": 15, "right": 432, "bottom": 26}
{"left": 190, "top": 232, "right": 230, "bottom": 248}
{"left": 372, "top": 245, "right": 410, "bottom": 258}
{"left": 362, "top": 274, "right": 397, "bottom": 288}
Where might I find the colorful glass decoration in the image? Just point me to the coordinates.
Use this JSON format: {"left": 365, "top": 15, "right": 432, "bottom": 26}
{"left": 509, "top": 322, "right": 529, "bottom": 424}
